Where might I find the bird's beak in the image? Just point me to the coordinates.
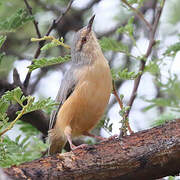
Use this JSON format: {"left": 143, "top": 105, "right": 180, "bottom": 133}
{"left": 87, "top": 15, "right": 95, "bottom": 33}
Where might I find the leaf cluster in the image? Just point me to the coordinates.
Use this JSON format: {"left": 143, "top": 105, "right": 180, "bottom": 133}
{"left": 117, "top": 17, "right": 134, "bottom": 41}
{"left": 144, "top": 60, "right": 160, "bottom": 76}
{"left": 164, "top": 42, "right": 180, "bottom": 57}
{"left": 0, "top": 87, "right": 57, "bottom": 167}
{"left": 0, "top": 9, "right": 34, "bottom": 32}
{"left": 28, "top": 55, "right": 71, "bottom": 71}
{"left": 97, "top": 116, "right": 113, "bottom": 134}
{"left": 100, "top": 37, "right": 129, "bottom": 54}
{"left": 143, "top": 75, "right": 180, "bottom": 113}
{"left": 0, "top": 134, "right": 47, "bottom": 168}
{"left": 0, "top": 87, "right": 57, "bottom": 133}
{"left": 111, "top": 68, "right": 142, "bottom": 80}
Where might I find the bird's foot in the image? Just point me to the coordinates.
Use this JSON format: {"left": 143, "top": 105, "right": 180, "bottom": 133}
{"left": 71, "top": 144, "right": 88, "bottom": 151}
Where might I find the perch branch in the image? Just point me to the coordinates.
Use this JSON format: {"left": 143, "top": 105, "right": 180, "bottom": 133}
{"left": 3, "top": 119, "right": 180, "bottom": 180}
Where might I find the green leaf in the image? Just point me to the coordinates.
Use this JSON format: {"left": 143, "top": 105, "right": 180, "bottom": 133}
{"left": 97, "top": 116, "right": 113, "bottom": 133}
{"left": 164, "top": 42, "right": 180, "bottom": 57}
{"left": 143, "top": 76, "right": 180, "bottom": 113}
{"left": 144, "top": 61, "right": 160, "bottom": 75}
{"left": 156, "top": 76, "right": 180, "bottom": 100}
{"left": 145, "top": 98, "right": 173, "bottom": 107}
{"left": 0, "top": 100, "right": 9, "bottom": 126}
{"left": 15, "top": 135, "right": 21, "bottom": 144}
{"left": 142, "top": 104, "right": 156, "bottom": 112}
{"left": 0, "top": 9, "right": 34, "bottom": 32}
{"left": 24, "top": 97, "right": 58, "bottom": 114}
{"left": 111, "top": 68, "right": 141, "bottom": 80}
{"left": 41, "top": 41, "right": 59, "bottom": 51}
{"left": 0, "top": 35, "right": 6, "bottom": 63}
{"left": 0, "top": 56, "right": 15, "bottom": 77}
{"left": 28, "top": 55, "right": 71, "bottom": 71}
{"left": 0, "top": 52, "right": 5, "bottom": 64}
{"left": 0, "top": 135, "right": 47, "bottom": 168}
{"left": 2, "top": 87, "right": 26, "bottom": 106}
{"left": 151, "top": 113, "right": 175, "bottom": 127}
{"left": 99, "top": 37, "right": 129, "bottom": 54}
{"left": 0, "top": 88, "right": 54, "bottom": 167}
{"left": 17, "top": 121, "right": 39, "bottom": 137}
{"left": 117, "top": 17, "right": 134, "bottom": 39}
{"left": 127, "top": 0, "right": 138, "bottom": 4}
{"left": 143, "top": 96, "right": 180, "bottom": 112}
{"left": 168, "top": 176, "right": 175, "bottom": 180}
{"left": 0, "top": 35, "right": 6, "bottom": 48}
{"left": 1, "top": 87, "right": 57, "bottom": 124}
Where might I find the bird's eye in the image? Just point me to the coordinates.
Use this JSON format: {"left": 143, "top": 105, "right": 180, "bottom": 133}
{"left": 82, "top": 36, "right": 87, "bottom": 43}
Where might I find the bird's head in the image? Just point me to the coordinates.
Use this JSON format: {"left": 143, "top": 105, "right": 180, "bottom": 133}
{"left": 71, "top": 15, "right": 102, "bottom": 64}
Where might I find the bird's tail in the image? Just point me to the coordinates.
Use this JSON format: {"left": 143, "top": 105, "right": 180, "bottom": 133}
{"left": 48, "top": 129, "right": 67, "bottom": 155}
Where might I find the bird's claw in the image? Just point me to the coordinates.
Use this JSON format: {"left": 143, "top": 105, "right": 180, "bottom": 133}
{"left": 71, "top": 144, "right": 88, "bottom": 151}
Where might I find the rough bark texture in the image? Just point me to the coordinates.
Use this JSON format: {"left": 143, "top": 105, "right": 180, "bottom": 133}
{"left": 4, "top": 119, "right": 180, "bottom": 180}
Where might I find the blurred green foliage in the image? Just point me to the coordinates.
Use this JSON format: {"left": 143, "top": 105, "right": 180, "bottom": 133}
{"left": 100, "top": 37, "right": 129, "bottom": 54}
{"left": 0, "top": 87, "right": 56, "bottom": 167}
{"left": 164, "top": 42, "right": 180, "bottom": 57}
{"left": 0, "top": 9, "right": 34, "bottom": 32}
{"left": 0, "top": 127, "right": 47, "bottom": 168}
{"left": 167, "top": 0, "right": 180, "bottom": 25}
{"left": 111, "top": 68, "right": 142, "bottom": 80}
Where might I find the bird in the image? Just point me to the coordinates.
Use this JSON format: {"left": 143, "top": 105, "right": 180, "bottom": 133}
{"left": 48, "top": 15, "right": 112, "bottom": 155}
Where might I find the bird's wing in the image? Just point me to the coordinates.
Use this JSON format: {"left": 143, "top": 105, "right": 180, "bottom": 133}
{"left": 48, "top": 67, "right": 78, "bottom": 130}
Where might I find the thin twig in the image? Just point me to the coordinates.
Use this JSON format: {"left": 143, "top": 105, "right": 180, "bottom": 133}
{"left": 23, "top": 0, "right": 74, "bottom": 90}
{"left": 112, "top": 81, "right": 134, "bottom": 134}
{"left": 124, "top": 0, "right": 166, "bottom": 119}
{"left": 24, "top": 0, "right": 41, "bottom": 38}
{"left": 112, "top": 81, "right": 123, "bottom": 109}
{"left": 121, "top": 0, "right": 152, "bottom": 31}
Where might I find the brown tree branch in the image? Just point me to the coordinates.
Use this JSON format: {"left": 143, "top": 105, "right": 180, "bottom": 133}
{"left": 3, "top": 119, "right": 180, "bottom": 179}
{"left": 23, "top": 0, "right": 74, "bottom": 90}
{"left": 125, "top": 0, "right": 165, "bottom": 119}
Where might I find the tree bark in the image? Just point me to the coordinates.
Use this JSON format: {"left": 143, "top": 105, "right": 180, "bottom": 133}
{"left": 3, "top": 119, "right": 180, "bottom": 180}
